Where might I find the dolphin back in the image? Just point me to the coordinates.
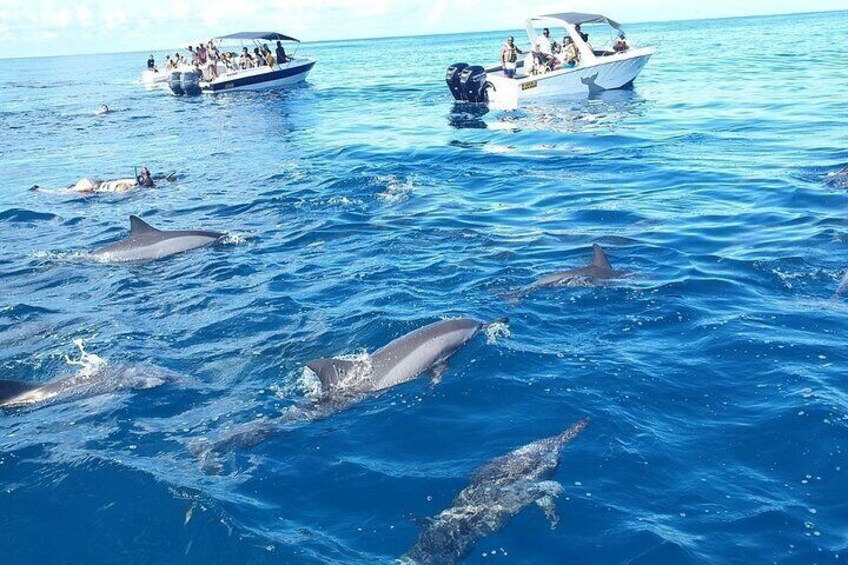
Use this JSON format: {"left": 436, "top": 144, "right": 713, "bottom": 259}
{"left": 0, "top": 380, "right": 39, "bottom": 405}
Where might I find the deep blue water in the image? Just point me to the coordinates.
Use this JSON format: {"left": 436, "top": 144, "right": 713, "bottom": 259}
{"left": 2, "top": 10, "right": 848, "bottom": 564}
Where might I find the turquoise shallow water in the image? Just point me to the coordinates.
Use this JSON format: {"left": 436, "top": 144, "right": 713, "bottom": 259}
{"left": 1, "top": 10, "right": 848, "bottom": 564}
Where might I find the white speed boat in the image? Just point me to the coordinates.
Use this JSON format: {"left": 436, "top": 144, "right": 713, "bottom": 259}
{"left": 143, "top": 31, "right": 315, "bottom": 95}
{"left": 446, "top": 12, "right": 654, "bottom": 108}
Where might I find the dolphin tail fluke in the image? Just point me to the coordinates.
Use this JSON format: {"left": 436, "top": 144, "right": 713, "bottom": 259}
{"left": 306, "top": 358, "right": 359, "bottom": 392}
{"left": 591, "top": 244, "right": 612, "bottom": 269}
{"left": 0, "top": 380, "right": 38, "bottom": 404}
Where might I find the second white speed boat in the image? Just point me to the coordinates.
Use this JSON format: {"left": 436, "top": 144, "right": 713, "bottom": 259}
{"left": 446, "top": 12, "right": 654, "bottom": 108}
{"left": 144, "top": 31, "right": 316, "bottom": 96}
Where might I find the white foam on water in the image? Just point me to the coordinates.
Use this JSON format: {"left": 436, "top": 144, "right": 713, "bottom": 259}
{"left": 221, "top": 232, "right": 247, "bottom": 245}
{"left": 375, "top": 175, "right": 414, "bottom": 203}
{"left": 299, "top": 351, "right": 373, "bottom": 399}
{"left": 484, "top": 321, "right": 511, "bottom": 345}
{"left": 30, "top": 250, "right": 93, "bottom": 263}
{"left": 64, "top": 338, "right": 108, "bottom": 379}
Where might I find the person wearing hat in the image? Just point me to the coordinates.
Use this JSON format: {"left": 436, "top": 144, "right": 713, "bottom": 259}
{"left": 500, "top": 36, "right": 525, "bottom": 78}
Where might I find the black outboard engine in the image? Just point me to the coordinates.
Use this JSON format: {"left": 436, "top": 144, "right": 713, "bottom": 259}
{"left": 459, "top": 65, "right": 489, "bottom": 103}
{"left": 168, "top": 71, "right": 184, "bottom": 95}
{"left": 445, "top": 63, "right": 469, "bottom": 101}
{"left": 180, "top": 71, "right": 201, "bottom": 96}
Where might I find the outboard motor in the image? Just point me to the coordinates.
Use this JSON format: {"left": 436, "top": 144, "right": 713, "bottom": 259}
{"left": 180, "top": 71, "right": 201, "bottom": 96}
{"left": 459, "top": 65, "right": 489, "bottom": 104}
{"left": 445, "top": 63, "right": 469, "bottom": 101}
{"left": 168, "top": 71, "right": 184, "bottom": 96}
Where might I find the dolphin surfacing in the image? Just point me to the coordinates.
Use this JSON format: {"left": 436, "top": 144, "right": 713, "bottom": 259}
{"left": 402, "top": 418, "right": 589, "bottom": 565}
{"left": 307, "top": 317, "right": 507, "bottom": 397}
{"left": 192, "top": 317, "right": 507, "bottom": 472}
{"left": 92, "top": 215, "right": 223, "bottom": 262}
{"left": 506, "top": 243, "right": 624, "bottom": 302}
{"left": 0, "top": 365, "right": 172, "bottom": 409}
{"left": 533, "top": 244, "right": 622, "bottom": 288}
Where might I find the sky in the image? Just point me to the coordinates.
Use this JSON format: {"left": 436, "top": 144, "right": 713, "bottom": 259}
{"left": 0, "top": 0, "right": 847, "bottom": 59}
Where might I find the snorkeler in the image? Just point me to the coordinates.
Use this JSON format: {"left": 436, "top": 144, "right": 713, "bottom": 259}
{"left": 30, "top": 167, "right": 177, "bottom": 193}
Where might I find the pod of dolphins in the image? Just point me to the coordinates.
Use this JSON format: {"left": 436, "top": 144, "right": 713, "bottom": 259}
{"left": 6, "top": 152, "right": 847, "bottom": 563}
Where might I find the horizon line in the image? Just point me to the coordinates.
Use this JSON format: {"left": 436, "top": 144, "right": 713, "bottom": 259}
{"left": 0, "top": 8, "right": 844, "bottom": 62}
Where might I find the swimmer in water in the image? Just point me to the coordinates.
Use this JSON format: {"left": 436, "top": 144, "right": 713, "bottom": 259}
{"left": 96, "top": 104, "right": 109, "bottom": 115}
{"left": 30, "top": 167, "right": 177, "bottom": 193}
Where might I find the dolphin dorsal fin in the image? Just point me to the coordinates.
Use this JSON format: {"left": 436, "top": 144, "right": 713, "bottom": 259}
{"left": 306, "top": 358, "right": 358, "bottom": 392}
{"left": 591, "top": 244, "right": 612, "bottom": 269}
{"left": 129, "top": 215, "right": 158, "bottom": 235}
{"left": 0, "top": 380, "right": 38, "bottom": 404}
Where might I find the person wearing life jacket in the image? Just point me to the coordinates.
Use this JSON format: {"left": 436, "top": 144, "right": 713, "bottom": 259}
{"left": 500, "top": 36, "right": 525, "bottom": 78}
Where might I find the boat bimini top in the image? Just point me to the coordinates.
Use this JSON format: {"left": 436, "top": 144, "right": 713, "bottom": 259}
{"left": 525, "top": 12, "right": 621, "bottom": 66}
{"left": 213, "top": 31, "right": 301, "bottom": 43}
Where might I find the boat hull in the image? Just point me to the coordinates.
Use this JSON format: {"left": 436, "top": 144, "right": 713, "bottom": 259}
{"left": 142, "top": 69, "right": 170, "bottom": 84}
{"left": 201, "top": 60, "right": 316, "bottom": 93}
{"left": 478, "top": 48, "right": 653, "bottom": 108}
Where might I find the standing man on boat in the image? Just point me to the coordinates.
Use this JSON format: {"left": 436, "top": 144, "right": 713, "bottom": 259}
{"left": 500, "top": 36, "right": 524, "bottom": 78}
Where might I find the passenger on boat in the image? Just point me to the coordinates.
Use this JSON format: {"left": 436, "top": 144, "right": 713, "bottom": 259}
{"left": 262, "top": 46, "right": 275, "bottom": 67}
{"left": 500, "top": 36, "right": 525, "bottom": 78}
{"left": 533, "top": 28, "right": 556, "bottom": 69}
{"left": 197, "top": 44, "right": 208, "bottom": 66}
{"left": 220, "top": 51, "right": 235, "bottom": 70}
{"left": 275, "top": 41, "right": 288, "bottom": 64}
{"left": 613, "top": 32, "right": 630, "bottom": 53}
{"left": 561, "top": 36, "right": 579, "bottom": 66}
{"left": 253, "top": 47, "right": 265, "bottom": 66}
{"left": 238, "top": 47, "right": 253, "bottom": 69}
{"left": 165, "top": 55, "right": 176, "bottom": 70}
{"left": 147, "top": 54, "right": 157, "bottom": 72}
{"left": 205, "top": 42, "right": 219, "bottom": 79}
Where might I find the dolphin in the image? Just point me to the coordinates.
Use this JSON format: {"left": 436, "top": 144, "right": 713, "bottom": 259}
{"left": 190, "top": 317, "right": 508, "bottom": 472}
{"left": 402, "top": 418, "right": 589, "bottom": 565}
{"left": 0, "top": 365, "right": 172, "bottom": 409}
{"left": 506, "top": 244, "right": 624, "bottom": 302}
{"left": 307, "top": 317, "right": 507, "bottom": 398}
{"left": 92, "top": 215, "right": 223, "bottom": 262}
{"left": 532, "top": 244, "right": 623, "bottom": 288}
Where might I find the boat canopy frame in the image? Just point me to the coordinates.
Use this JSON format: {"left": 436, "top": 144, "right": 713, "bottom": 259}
{"left": 213, "top": 31, "right": 301, "bottom": 43}
{"left": 210, "top": 31, "right": 304, "bottom": 65}
{"left": 524, "top": 12, "right": 622, "bottom": 66}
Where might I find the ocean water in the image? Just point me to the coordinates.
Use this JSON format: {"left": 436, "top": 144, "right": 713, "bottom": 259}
{"left": 1, "top": 10, "right": 848, "bottom": 564}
